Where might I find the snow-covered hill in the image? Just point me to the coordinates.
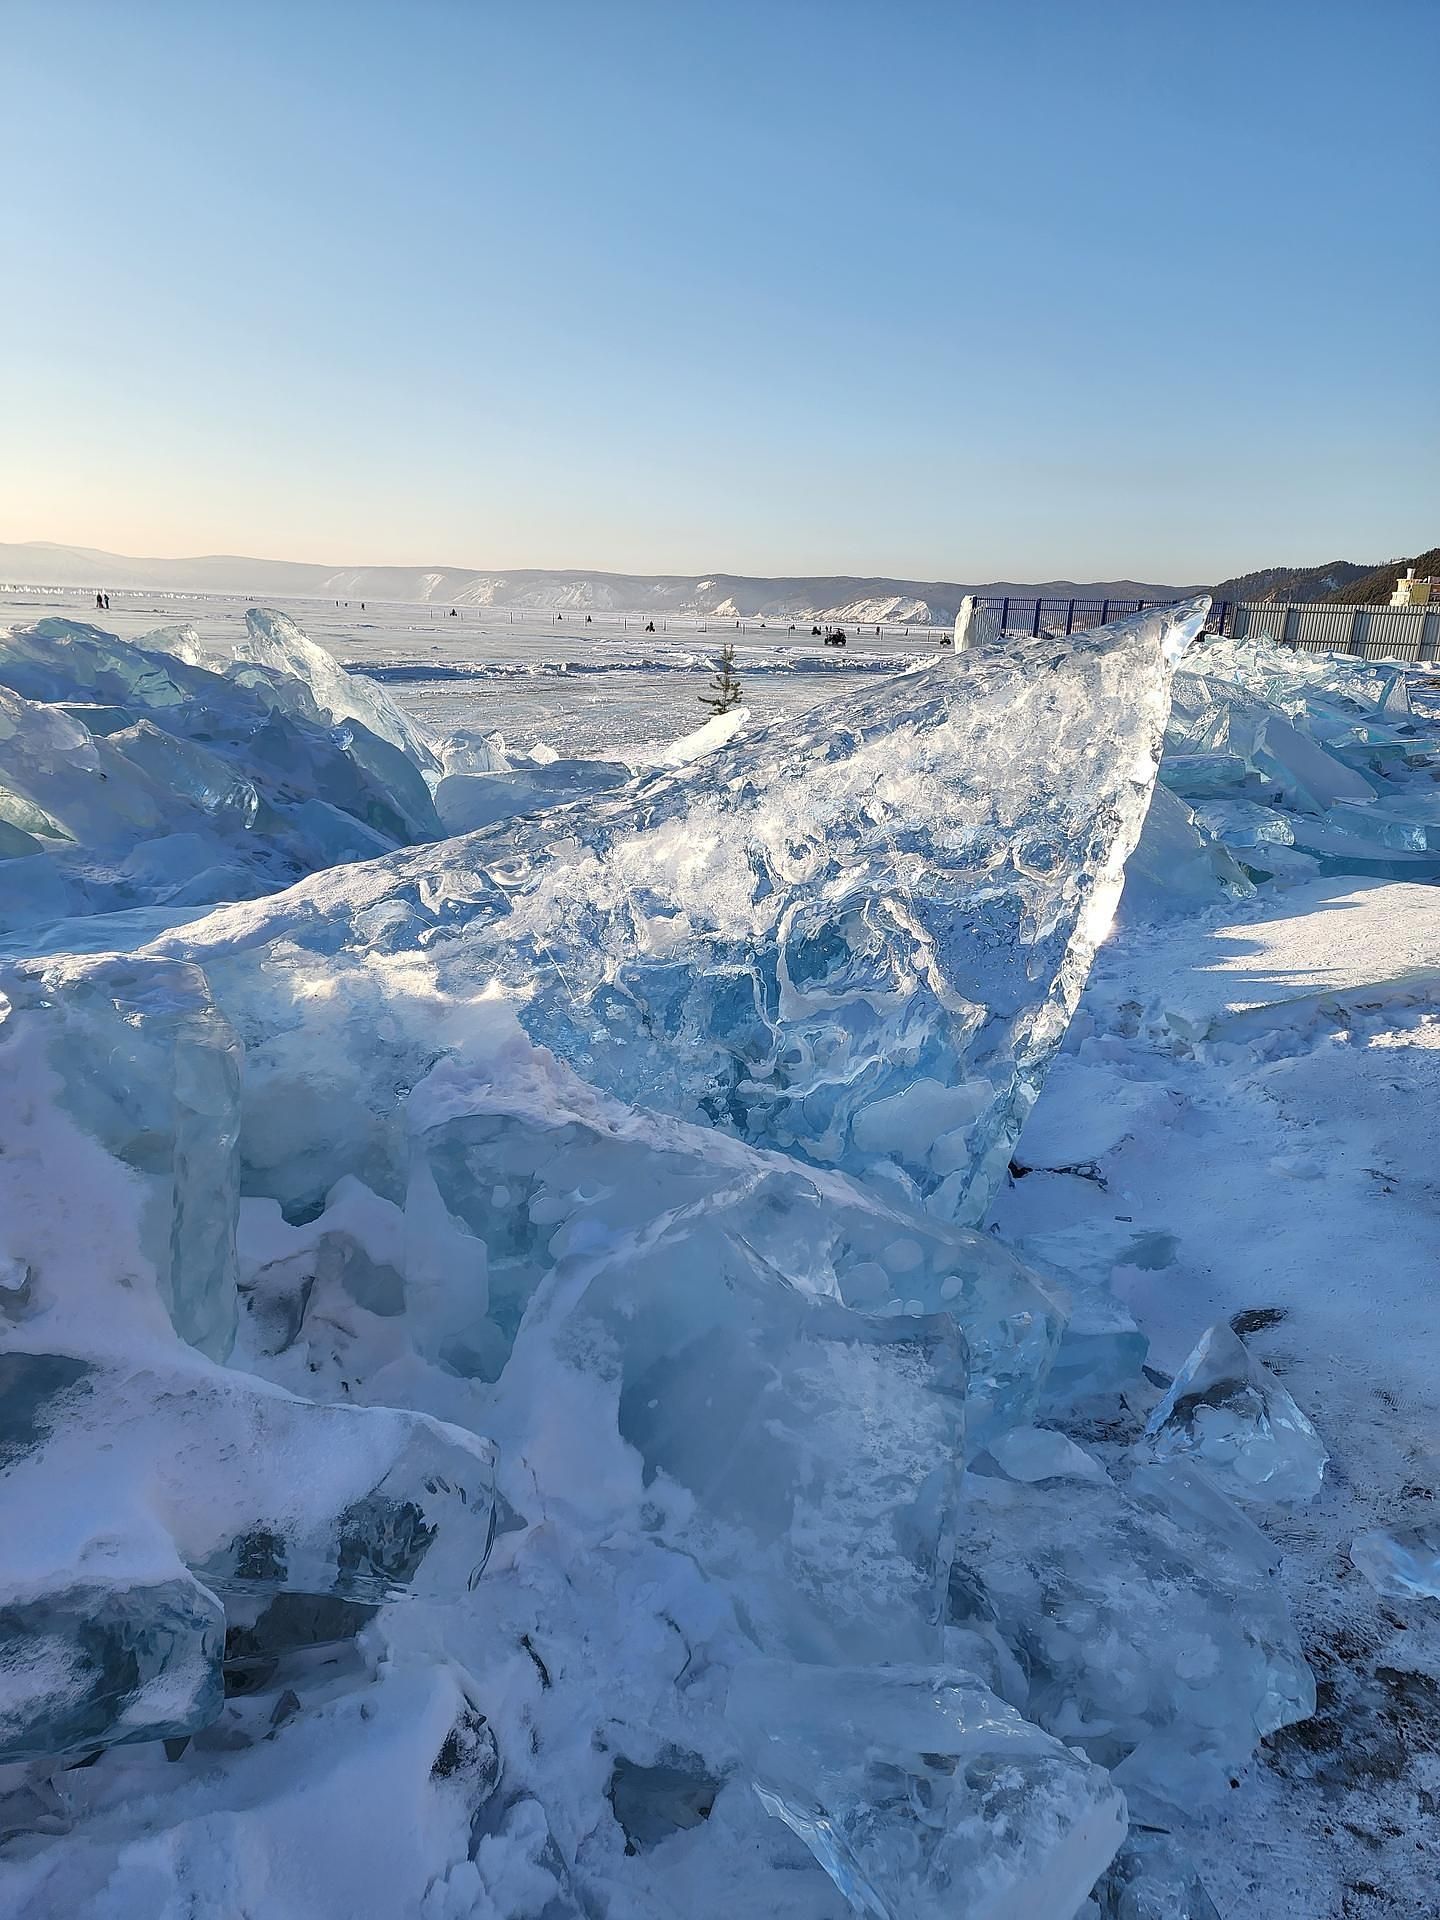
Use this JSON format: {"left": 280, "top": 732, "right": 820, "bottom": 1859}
{"left": 0, "top": 540, "right": 1197, "bottom": 626}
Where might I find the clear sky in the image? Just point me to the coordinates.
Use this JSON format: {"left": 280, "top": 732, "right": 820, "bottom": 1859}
{"left": 4, "top": 0, "right": 1437, "bottom": 583}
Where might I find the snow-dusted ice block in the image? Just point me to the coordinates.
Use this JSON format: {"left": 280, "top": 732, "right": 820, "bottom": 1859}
{"left": 410, "top": 1059, "right": 1061, "bottom": 1437}
{"left": 0, "top": 1662, "right": 502, "bottom": 1917}
{"left": 728, "top": 1661, "right": 1125, "bottom": 1920}
{"left": 0, "top": 952, "right": 242, "bottom": 1359}
{"left": 0, "top": 1345, "right": 498, "bottom": 1765}
{"left": 0, "top": 1350, "right": 500, "bottom": 1610}
{"left": 168, "top": 599, "right": 1207, "bottom": 1228}
{"left": 1136, "top": 1321, "right": 1327, "bottom": 1505}
{"left": 955, "top": 1450, "right": 1313, "bottom": 1803}
{"left": 1350, "top": 1524, "right": 1440, "bottom": 1601}
{"left": 0, "top": 1573, "right": 224, "bottom": 1764}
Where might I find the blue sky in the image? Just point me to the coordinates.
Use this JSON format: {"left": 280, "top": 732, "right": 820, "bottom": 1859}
{"left": 4, "top": 0, "right": 1436, "bottom": 582}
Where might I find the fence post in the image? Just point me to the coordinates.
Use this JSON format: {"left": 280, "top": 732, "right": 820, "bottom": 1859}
{"left": 1031, "top": 599, "right": 1043, "bottom": 637}
{"left": 1000, "top": 596, "right": 1009, "bottom": 631}
{"left": 1100, "top": 599, "right": 1109, "bottom": 624}
{"left": 1065, "top": 599, "right": 1075, "bottom": 635}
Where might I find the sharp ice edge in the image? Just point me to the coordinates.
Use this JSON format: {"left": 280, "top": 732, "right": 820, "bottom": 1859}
{"left": 1134, "top": 1320, "right": 1329, "bottom": 1506}
{"left": 0, "top": 596, "right": 1358, "bottom": 1918}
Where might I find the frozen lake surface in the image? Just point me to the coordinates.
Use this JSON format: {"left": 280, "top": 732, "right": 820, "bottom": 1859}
{"left": 0, "top": 585, "right": 943, "bottom": 755}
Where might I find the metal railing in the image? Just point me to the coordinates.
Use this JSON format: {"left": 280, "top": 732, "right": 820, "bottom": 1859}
{"left": 968, "top": 595, "right": 1439, "bottom": 664}
{"left": 967, "top": 596, "right": 1230, "bottom": 640}
{"left": 1223, "top": 599, "right": 1440, "bottom": 663}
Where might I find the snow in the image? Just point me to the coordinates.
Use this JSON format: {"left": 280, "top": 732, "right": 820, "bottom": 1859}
{"left": 2, "top": 590, "right": 1439, "bottom": 1919}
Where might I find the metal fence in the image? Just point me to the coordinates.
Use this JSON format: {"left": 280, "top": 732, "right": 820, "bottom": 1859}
{"left": 969, "top": 595, "right": 1440, "bottom": 664}
{"left": 968, "top": 596, "right": 1230, "bottom": 641}
{"left": 1221, "top": 599, "right": 1440, "bottom": 663}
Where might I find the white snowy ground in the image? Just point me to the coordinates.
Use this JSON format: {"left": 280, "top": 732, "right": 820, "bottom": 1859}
{"left": 4, "top": 586, "right": 1438, "bottom": 1916}
{"left": 1001, "top": 877, "right": 1440, "bottom": 1919}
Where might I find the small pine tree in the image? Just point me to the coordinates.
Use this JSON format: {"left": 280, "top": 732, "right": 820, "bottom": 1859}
{"left": 699, "top": 641, "right": 743, "bottom": 715}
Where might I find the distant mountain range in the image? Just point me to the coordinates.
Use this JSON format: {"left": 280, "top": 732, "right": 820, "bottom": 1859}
{"left": 3, "top": 537, "right": 1432, "bottom": 624}
{"left": 1325, "top": 547, "right": 1440, "bottom": 606}
{"left": 1207, "top": 560, "right": 1376, "bottom": 604}
{"left": 0, "top": 540, "right": 1202, "bottom": 627}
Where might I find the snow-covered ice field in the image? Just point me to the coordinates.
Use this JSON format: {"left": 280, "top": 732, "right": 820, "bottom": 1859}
{"left": 0, "top": 588, "right": 1438, "bottom": 1919}
{"left": 0, "top": 586, "right": 938, "bottom": 757}
{"left": 998, "top": 878, "right": 1440, "bottom": 1917}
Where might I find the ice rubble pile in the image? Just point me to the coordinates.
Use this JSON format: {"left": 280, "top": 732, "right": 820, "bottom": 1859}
{"left": 1152, "top": 632, "right": 1440, "bottom": 893}
{"left": 0, "top": 609, "right": 443, "bottom": 926}
{"left": 0, "top": 602, "right": 1323, "bottom": 1920}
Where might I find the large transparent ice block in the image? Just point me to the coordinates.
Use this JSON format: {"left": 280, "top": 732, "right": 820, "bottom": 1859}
{"left": 410, "top": 1063, "right": 1061, "bottom": 1436}
{"left": 507, "top": 1199, "right": 968, "bottom": 1662}
{"left": 1135, "top": 1321, "right": 1327, "bottom": 1506}
{"left": 162, "top": 599, "right": 1208, "bottom": 1227}
{"left": 954, "top": 1450, "right": 1314, "bottom": 1803}
{"left": 727, "top": 1660, "right": 1126, "bottom": 1920}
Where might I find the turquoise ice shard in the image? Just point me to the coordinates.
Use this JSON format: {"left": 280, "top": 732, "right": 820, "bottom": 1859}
{"left": 1135, "top": 1321, "right": 1327, "bottom": 1505}
{"left": 238, "top": 607, "right": 439, "bottom": 776}
{"left": 0, "top": 952, "right": 242, "bottom": 1360}
{"left": 727, "top": 1660, "right": 1126, "bottom": 1920}
{"left": 1327, "top": 791, "right": 1440, "bottom": 852}
{"left": 0, "top": 614, "right": 443, "bottom": 929}
{"left": 1350, "top": 1524, "right": 1440, "bottom": 1601}
{"left": 1190, "top": 798, "right": 1296, "bottom": 850}
{"left": 0, "top": 1574, "right": 225, "bottom": 1763}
